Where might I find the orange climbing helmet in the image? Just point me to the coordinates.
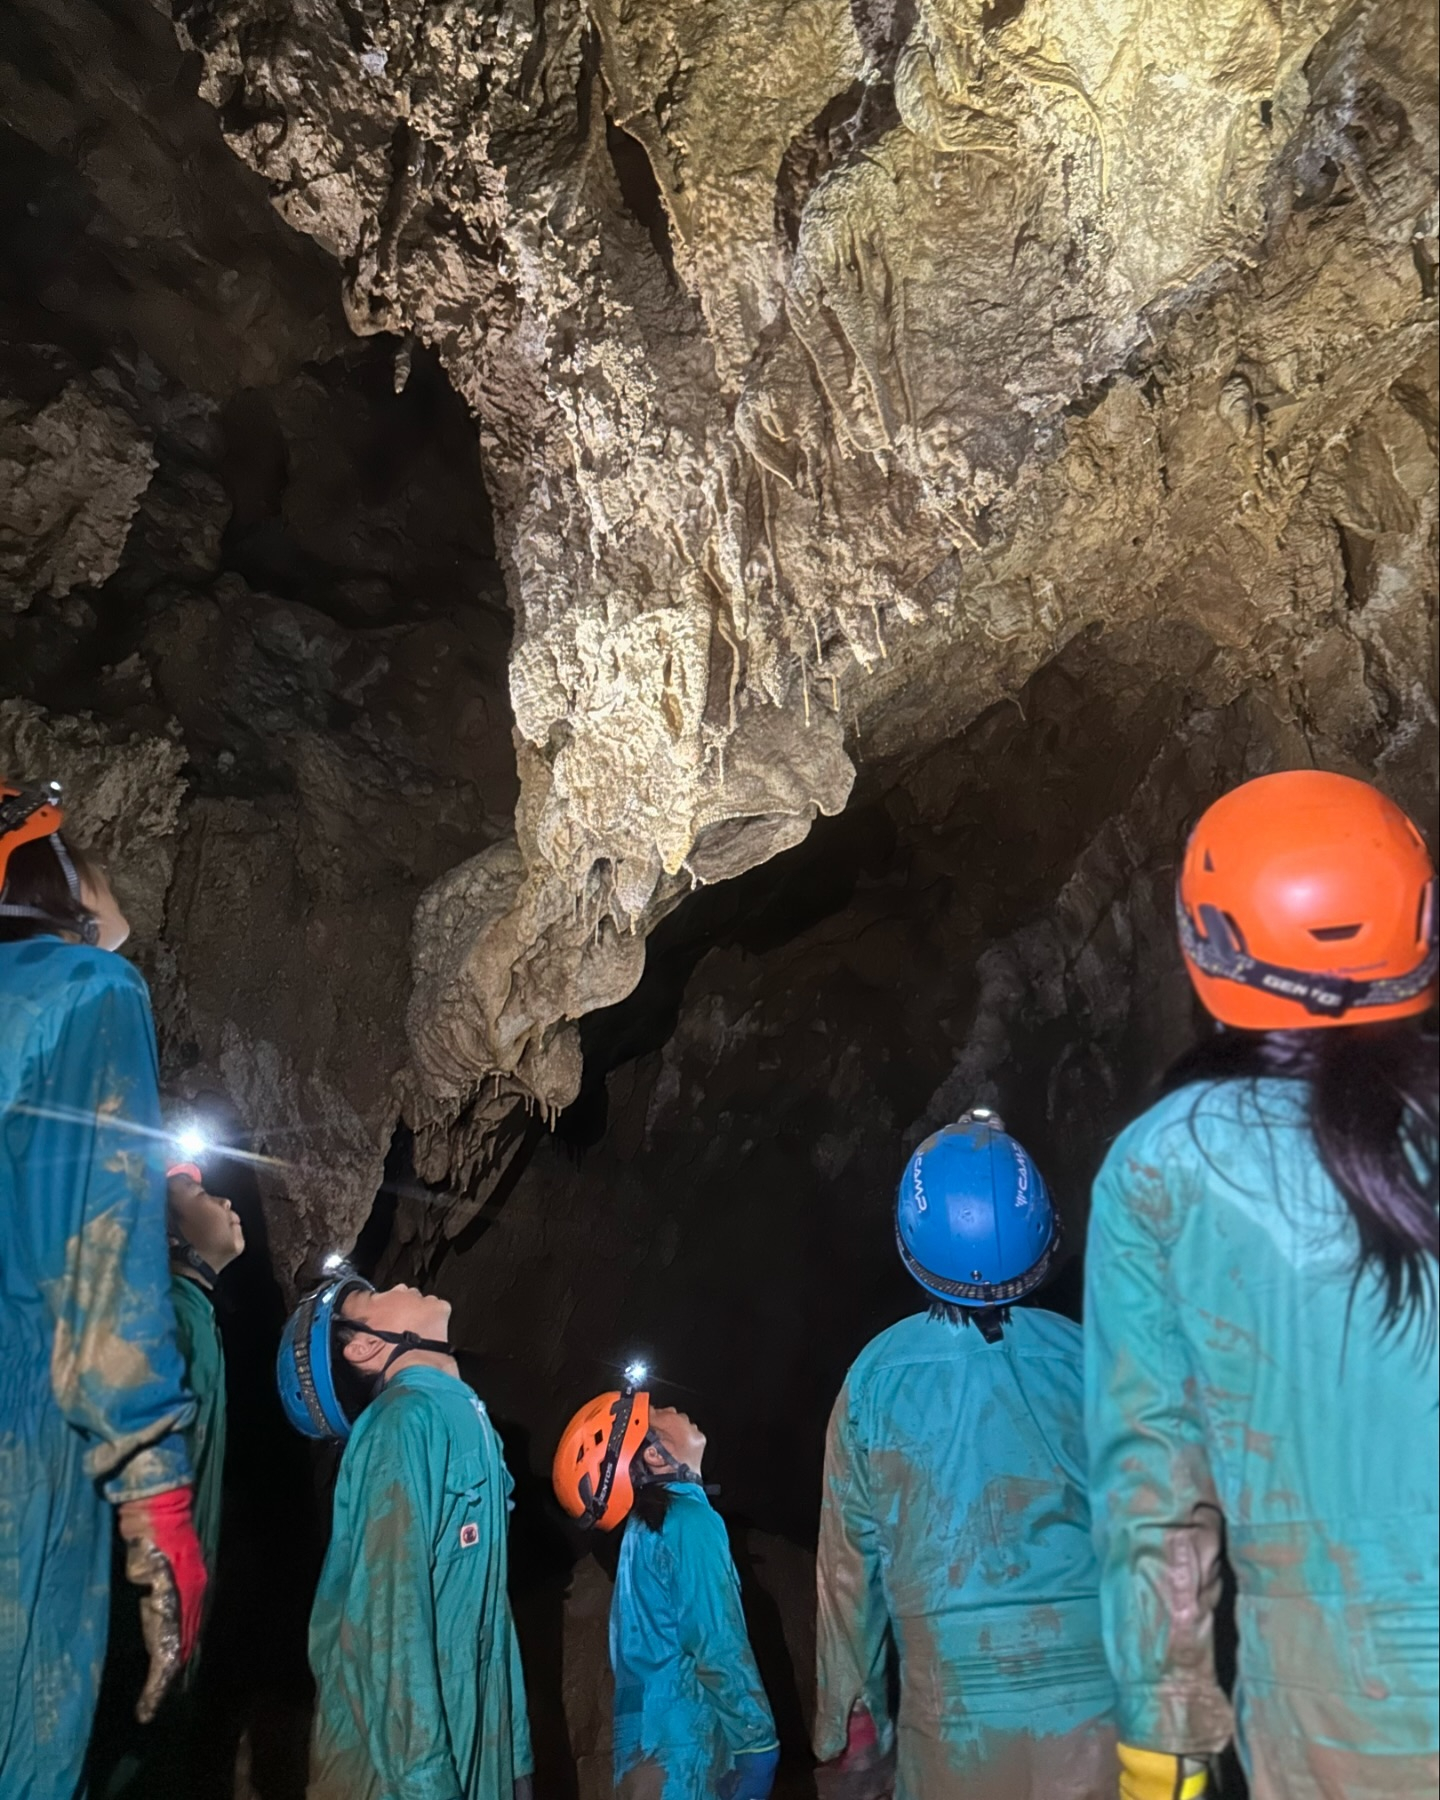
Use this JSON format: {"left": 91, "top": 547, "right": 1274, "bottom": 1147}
{"left": 0, "top": 778, "right": 66, "bottom": 892}
{"left": 1177, "top": 770, "right": 1436, "bottom": 1030}
{"left": 552, "top": 1374, "right": 652, "bottom": 1531}
{"left": 0, "top": 778, "right": 99, "bottom": 942}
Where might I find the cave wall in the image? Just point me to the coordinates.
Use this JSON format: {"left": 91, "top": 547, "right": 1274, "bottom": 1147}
{"left": 0, "top": 0, "right": 518, "bottom": 1267}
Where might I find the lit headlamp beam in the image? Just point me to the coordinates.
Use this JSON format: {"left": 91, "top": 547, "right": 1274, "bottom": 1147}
{"left": 3, "top": 1102, "right": 290, "bottom": 1173}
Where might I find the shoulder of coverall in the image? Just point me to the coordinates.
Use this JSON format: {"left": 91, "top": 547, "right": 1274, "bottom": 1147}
{"left": 657, "top": 1482, "right": 729, "bottom": 1555}
{"left": 1095, "top": 1075, "right": 1312, "bottom": 1236}
{"left": 0, "top": 933, "right": 149, "bottom": 1000}
{"left": 345, "top": 1365, "right": 497, "bottom": 1467}
{"left": 844, "top": 1308, "right": 1084, "bottom": 1399}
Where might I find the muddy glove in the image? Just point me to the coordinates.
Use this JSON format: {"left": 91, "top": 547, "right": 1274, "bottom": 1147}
{"left": 116, "top": 1485, "right": 207, "bottom": 1722}
{"left": 815, "top": 1707, "right": 896, "bottom": 1800}
{"left": 719, "top": 1744, "right": 780, "bottom": 1800}
{"left": 1118, "top": 1744, "right": 1210, "bottom": 1800}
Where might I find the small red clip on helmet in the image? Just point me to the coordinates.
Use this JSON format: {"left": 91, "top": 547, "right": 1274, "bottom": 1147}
{"left": 1178, "top": 770, "right": 1436, "bottom": 1030}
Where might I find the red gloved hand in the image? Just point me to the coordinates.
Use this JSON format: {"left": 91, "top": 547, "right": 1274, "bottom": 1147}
{"left": 116, "top": 1485, "right": 207, "bottom": 1722}
{"left": 843, "top": 1708, "right": 878, "bottom": 1763}
{"left": 815, "top": 1706, "right": 894, "bottom": 1800}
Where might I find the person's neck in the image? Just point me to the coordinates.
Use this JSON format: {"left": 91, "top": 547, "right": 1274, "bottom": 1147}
{"left": 383, "top": 1347, "right": 460, "bottom": 1384}
{"left": 172, "top": 1260, "right": 214, "bottom": 1292}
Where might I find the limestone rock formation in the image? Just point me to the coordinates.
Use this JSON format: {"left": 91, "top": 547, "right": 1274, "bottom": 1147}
{"left": 1, "top": 0, "right": 1435, "bottom": 1262}
{"left": 168, "top": 0, "right": 1437, "bottom": 1196}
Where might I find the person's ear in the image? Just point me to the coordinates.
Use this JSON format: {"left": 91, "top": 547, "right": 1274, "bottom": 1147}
{"left": 340, "top": 1330, "right": 377, "bottom": 1370}
{"left": 640, "top": 1439, "right": 666, "bottom": 1473}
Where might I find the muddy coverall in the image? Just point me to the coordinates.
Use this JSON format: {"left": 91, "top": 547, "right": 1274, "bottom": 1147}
{"left": 611, "top": 1480, "right": 778, "bottom": 1796}
{"left": 1086, "top": 1077, "right": 1440, "bottom": 1800}
{"left": 91, "top": 1270, "right": 228, "bottom": 1796}
{"left": 815, "top": 1309, "right": 1117, "bottom": 1799}
{"left": 0, "top": 938, "right": 195, "bottom": 1800}
{"left": 307, "top": 1365, "right": 533, "bottom": 1800}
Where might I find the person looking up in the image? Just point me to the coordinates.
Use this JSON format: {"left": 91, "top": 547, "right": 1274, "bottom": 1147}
{"left": 278, "top": 1272, "right": 533, "bottom": 1800}
{"left": 813, "top": 1110, "right": 1117, "bottom": 1799}
{"left": 553, "top": 1375, "right": 780, "bottom": 1798}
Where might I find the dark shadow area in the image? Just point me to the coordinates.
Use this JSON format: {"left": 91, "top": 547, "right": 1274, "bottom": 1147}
{"left": 150, "top": 1099, "right": 324, "bottom": 1799}
{"left": 730, "top": 1526, "right": 816, "bottom": 1791}
{"left": 604, "top": 115, "right": 678, "bottom": 284}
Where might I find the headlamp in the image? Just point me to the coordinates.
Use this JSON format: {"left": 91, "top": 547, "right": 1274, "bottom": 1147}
{"left": 174, "top": 1124, "right": 209, "bottom": 1161}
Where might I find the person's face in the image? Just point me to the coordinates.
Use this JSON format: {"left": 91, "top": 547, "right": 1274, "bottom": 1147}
{"left": 79, "top": 867, "right": 129, "bottom": 952}
{"left": 167, "top": 1173, "right": 245, "bottom": 1275}
{"left": 643, "top": 1406, "right": 707, "bottom": 1476}
{"left": 339, "top": 1284, "right": 452, "bottom": 1375}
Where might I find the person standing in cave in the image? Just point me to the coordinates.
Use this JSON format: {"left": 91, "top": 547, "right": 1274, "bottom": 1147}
{"left": 276, "top": 1270, "right": 534, "bottom": 1800}
{"left": 812, "top": 1109, "right": 1118, "bottom": 1800}
{"left": 88, "top": 1156, "right": 246, "bottom": 1797}
{"left": 552, "top": 1376, "right": 781, "bottom": 1799}
{"left": 0, "top": 779, "right": 208, "bottom": 1800}
{"left": 1085, "top": 770, "right": 1439, "bottom": 1800}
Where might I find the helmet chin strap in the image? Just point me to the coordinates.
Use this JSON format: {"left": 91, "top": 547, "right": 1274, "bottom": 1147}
{"left": 362, "top": 1324, "right": 457, "bottom": 1376}
{"left": 169, "top": 1237, "right": 220, "bottom": 1288}
{"left": 635, "top": 1432, "right": 702, "bottom": 1488}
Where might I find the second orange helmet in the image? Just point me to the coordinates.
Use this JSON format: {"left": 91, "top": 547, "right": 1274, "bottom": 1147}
{"left": 552, "top": 1387, "right": 652, "bottom": 1531}
{"left": 1177, "top": 770, "right": 1436, "bottom": 1030}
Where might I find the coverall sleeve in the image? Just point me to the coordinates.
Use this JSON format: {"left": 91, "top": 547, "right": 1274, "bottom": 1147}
{"left": 813, "top": 1381, "right": 893, "bottom": 1763}
{"left": 1084, "top": 1127, "right": 1233, "bottom": 1755}
{"left": 330, "top": 1401, "right": 465, "bottom": 1800}
{"left": 669, "top": 1500, "right": 777, "bottom": 1754}
{"left": 28, "top": 963, "right": 194, "bottom": 1502}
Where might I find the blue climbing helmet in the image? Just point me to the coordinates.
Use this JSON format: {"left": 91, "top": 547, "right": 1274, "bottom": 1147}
{"left": 276, "top": 1272, "right": 374, "bottom": 1442}
{"left": 896, "top": 1109, "right": 1059, "bottom": 1306}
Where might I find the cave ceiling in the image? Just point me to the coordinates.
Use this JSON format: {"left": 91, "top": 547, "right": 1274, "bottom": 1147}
{"left": 1, "top": 0, "right": 1435, "bottom": 1267}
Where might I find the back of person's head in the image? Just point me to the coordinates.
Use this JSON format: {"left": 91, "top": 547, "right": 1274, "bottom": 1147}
{"left": 0, "top": 832, "right": 100, "bottom": 943}
{"left": 895, "top": 1110, "right": 1061, "bottom": 1341}
{"left": 1169, "top": 770, "right": 1437, "bottom": 1335}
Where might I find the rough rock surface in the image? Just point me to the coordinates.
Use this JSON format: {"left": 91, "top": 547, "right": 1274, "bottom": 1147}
{"left": 0, "top": 381, "right": 156, "bottom": 609}
{"left": 168, "top": 0, "right": 1437, "bottom": 1185}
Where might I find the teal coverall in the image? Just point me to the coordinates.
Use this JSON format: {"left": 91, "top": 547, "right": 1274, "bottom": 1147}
{"left": 611, "top": 1480, "right": 777, "bottom": 1796}
{"left": 1086, "top": 1077, "right": 1440, "bottom": 1800}
{"left": 815, "top": 1309, "right": 1117, "bottom": 1799}
{"left": 0, "top": 938, "right": 195, "bottom": 1800}
{"left": 308, "top": 1365, "right": 533, "bottom": 1800}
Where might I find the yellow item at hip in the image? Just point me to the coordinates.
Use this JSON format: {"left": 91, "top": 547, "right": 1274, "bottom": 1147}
{"left": 1118, "top": 1743, "right": 1209, "bottom": 1800}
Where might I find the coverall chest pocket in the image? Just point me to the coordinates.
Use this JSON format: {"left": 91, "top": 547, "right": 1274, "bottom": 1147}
{"left": 434, "top": 1450, "right": 491, "bottom": 1658}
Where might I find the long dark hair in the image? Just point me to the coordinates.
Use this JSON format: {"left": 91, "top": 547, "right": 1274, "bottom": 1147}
{"left": 1164, "top": 1022, "right": 1439, "bottom": 1334}
{"left": 0, "top": 835, "right": 98, "bottom": 942}
{"left": 627, "top": 1450, "right": 674, "bottom": 1533}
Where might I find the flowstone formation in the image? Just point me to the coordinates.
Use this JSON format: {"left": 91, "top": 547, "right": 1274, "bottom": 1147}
{"left": 169, "top": 0, "right": 1438, "bottom": 1206}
